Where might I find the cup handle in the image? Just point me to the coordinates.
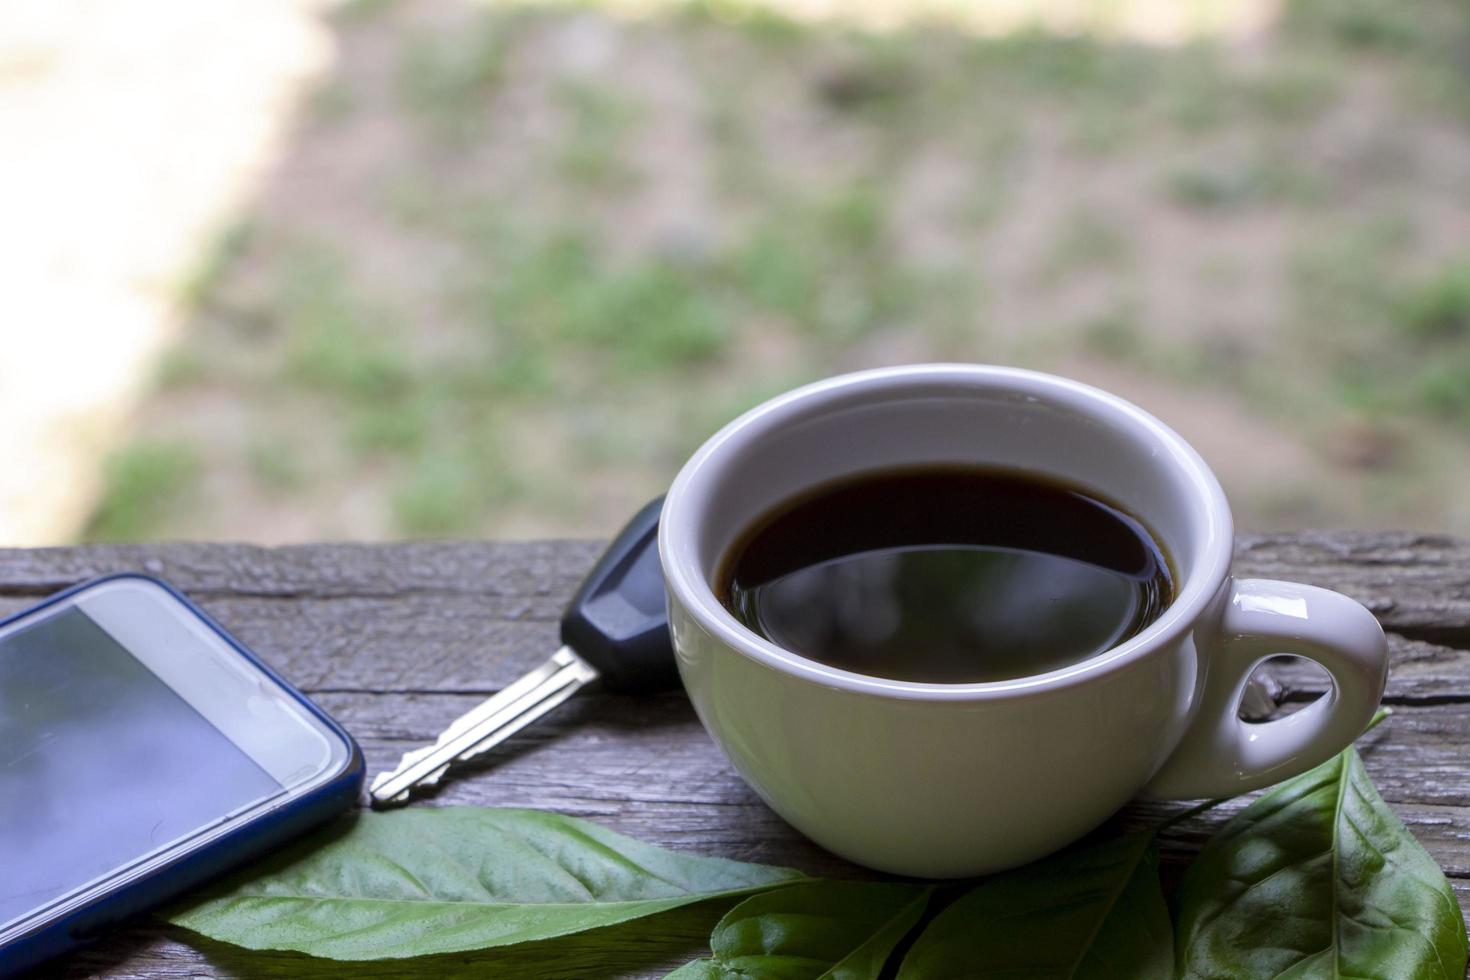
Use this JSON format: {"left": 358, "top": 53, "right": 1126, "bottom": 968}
{"left": 1144, "top": 576, "right": 1389, "bottom": 800}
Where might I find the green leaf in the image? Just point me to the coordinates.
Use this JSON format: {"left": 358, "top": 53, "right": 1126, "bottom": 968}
{"left": 897, "top": 831, "right": 1172, "bottom": 979}
{"left": 1176, "top": 746, "right": 1468, "bottom": 979}
{"left": 666, "top": 880, "right": 932, "bottom": 980}
{"left": 167, "top": 807, "right": 806, "bottom": 960}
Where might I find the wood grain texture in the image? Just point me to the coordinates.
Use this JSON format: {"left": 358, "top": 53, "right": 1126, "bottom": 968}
{"left": 0, "top": 535, "right": 1462, "bottom": 979}
{"left": 1233, "top": 532, "right": 1470, "bottom": 646}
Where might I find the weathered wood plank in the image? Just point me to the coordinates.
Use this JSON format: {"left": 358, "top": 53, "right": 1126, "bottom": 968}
{"left": 0, "top": 530, "right": 1465, "bottom": 640}
{"left": 0, "top": 541, "right": 602, "bottom": 599}
{"left": 0, "top": 592, "right": 566, "bottom": 693}
{"left": 0, "top": 569, "right": 1465, "bottom": 700}
{"left": 52, "top": 717, "right": 1470, "bottom": 980}
{"left": 1235, "top": 532, "right": 1470, "bottom": 646}
{"left": 309, "top": 692, "right": 1470, "bottom": 869}
{"left": 2, "top": 536, "right": 1464, "bottom": 979}
{"left": 321, "top": 690, "right": 1470, "bottom": 810}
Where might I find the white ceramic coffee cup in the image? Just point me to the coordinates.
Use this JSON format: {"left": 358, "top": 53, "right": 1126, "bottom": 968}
{"left": 659, "top": 364, "right": 1388, "bottom": 878}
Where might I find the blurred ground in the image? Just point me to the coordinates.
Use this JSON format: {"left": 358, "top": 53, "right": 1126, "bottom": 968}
{"left": 0, "top": 0, "right": 332, "bottom": 544}
{"left": 8, "top": 0, "right": 1470, "bottom": 543}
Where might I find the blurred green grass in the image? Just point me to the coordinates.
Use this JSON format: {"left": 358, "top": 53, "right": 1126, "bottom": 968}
{"left": 91, "top": 0, "right": 1470, "bottom": 541}
{"left": 86, "top": 443, "right": 201, "bottom": 541}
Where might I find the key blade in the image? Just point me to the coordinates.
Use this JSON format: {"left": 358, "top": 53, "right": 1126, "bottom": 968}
{"left": 375, "top": 674, "right": 585, "bottom": 805}
{"left": 384, "top": 675, "right": 577, "bottom": 805}
{"left": 370, "top": 647, "right": 598, "bottom": 807}
{"left": 368, "top": 648, "right": 592, "bottom": 805}
{"left": 437, "top": 663, "right": 591, "bottom": 770}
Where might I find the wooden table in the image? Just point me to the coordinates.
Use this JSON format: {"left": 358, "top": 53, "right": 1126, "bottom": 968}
{"left": 10, "top": 534, "right": 1468, "bottom": 978}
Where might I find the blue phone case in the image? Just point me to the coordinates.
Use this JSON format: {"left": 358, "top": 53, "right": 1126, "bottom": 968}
{"left": 1, "top": 573, "right": 365, "bottom": 977}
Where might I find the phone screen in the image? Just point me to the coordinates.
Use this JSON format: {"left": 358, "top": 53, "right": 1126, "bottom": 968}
{"left": 0, "top": 607, "right": 284, "bottom": 930}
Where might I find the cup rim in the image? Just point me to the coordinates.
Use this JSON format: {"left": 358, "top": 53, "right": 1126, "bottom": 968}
{"left": 658, "top": 363, "right": 1234, "bottom": 701}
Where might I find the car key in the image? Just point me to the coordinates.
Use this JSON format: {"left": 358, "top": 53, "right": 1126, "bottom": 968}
{"left": 369, "top": 496, "right": 676, "bottom": 807}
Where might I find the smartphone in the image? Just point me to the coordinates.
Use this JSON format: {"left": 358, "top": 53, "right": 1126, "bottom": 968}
{"left": 0, "top": 574, "right": 363, "bottom": 975}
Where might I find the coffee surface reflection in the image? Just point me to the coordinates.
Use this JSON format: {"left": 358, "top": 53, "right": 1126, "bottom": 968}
{"left": 720, "top": 466, "right": 1173, "bottom": 683}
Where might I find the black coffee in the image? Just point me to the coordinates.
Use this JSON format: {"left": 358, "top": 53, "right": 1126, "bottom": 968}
{"left": 719, "top": 466, "right": 1173, "bottom": 683}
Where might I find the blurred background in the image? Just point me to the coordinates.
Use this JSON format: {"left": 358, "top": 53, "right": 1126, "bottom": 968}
{"left": 4, "top": 0, "right": 1469, "bottom": 545}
